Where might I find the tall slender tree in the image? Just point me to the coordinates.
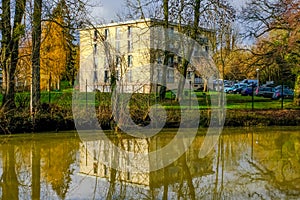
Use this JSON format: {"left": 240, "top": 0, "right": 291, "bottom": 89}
{"left": 31, "top": 0, "right": 42, "bottom": 115}
{"left": 1, "top": 0, "right": 91, "bottom": 113}
{"left": 1, "top": 0, "right": 26, "bottom": 109}
{"left": 176, "top": 0, "right": 201, "bottom": 100}
{"left": 159, "top": 0, "right": 169, "bottom": 100}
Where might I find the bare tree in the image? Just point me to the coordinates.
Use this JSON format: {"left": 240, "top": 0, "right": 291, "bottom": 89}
{"left": 159, "top": 0, "right": 169, "bottom": 100}
{"left": 240, "top": 0, "right": 300, "bottom": 105}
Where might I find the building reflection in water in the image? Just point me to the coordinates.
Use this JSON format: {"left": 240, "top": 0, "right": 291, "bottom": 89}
{"left": 79, "top": 132, "right": 214, "bottom": 199}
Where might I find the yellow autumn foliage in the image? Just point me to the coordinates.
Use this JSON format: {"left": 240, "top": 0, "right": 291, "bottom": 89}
{"left": 17, "top": 17, "right": 68, "bottom": 91}
{"left": 40, "top": 17, "right": 67, "bottom": 90}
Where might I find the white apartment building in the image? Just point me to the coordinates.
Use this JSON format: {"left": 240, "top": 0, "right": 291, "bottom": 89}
{"left": 79, "top": 18, "right": 214, "bottom": 93}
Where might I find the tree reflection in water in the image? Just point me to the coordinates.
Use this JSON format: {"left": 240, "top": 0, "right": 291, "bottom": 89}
{"left": 2, "top": 143, "right": 19, "bottom": 199}
{"left": 0, "top": 133, "right": 79, "bottom": 199}
{"left": 245, "top": 131, "right": 300, "bottom": 198}
{"left": 0, "top": 127, "right": 299, "bottom": 199}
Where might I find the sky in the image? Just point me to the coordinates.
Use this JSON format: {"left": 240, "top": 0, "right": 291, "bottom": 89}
{"left": 90, "top": 0, "right": 127, "bottom": 23}
{"left": 91, "top": 0, "right": 248, "bottom": 22}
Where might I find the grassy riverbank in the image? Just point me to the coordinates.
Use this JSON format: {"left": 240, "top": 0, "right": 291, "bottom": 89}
{"left": 0, "top": 90, "right": 299, "bottom": 134}
{"left": 1, "top": 107, "right": 299, "bottom": 134}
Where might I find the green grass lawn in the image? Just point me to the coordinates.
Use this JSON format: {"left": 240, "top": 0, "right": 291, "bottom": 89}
{"left": 223, "top": 94, "right": 297, "bottom": 109}
{"left": 1, "top": 89, "right": 299, "bottom": 110}
{"left": 164, "top": 91, "right": 299, "bottom": 110}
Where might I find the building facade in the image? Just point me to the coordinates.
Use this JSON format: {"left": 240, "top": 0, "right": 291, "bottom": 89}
{"left": 79, "top": 18, "right": 214, "bottom": 93}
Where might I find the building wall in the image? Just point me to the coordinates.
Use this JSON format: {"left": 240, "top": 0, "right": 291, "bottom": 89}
{"left": 79, "top": 19, "right": 213, "bottom": 93}
{"left": 79, "top": 19, "right": 152, "bottom": 93}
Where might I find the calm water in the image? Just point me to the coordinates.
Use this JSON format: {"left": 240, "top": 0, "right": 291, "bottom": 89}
{"left": 0, "top": 127, "right": 299, "bottom": 200}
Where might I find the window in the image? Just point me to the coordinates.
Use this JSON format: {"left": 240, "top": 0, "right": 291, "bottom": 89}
{"left": 94, "top": 71, "right": 98, "bottom": 82}
{"left": 116, "top": 70, "right": 120, "bottom": 81}
{"left": 93, "top": 43, "right": 97, "bottom": 55}
{"left": 104, "top": 57, "right": 108, "bottom": 68}
{"left": 205, "top": 46, "right": 209, "bottom": 52}
{"left": 93, "top": 30, "right": 98, "bottom": 41}
{"left": 168, "top": 55, "right": 174, "bottom": 67}
{"left": 115, "top": 27, "right": 121, "bottom": 52}
{"left": 94, "top": 56, "right": 98, "bottom": 69}
{"left": 93, "top": 31, "right": 98, "bottom": 54}
{"left": 104, "top": 165, "right": 108, "bottom": 176}
{"left": 93, "top": 162, "right": 98, "bottom": 174}
{"left": 194, "top": 74, "right": 202, "bottom": 84}
{"left": 193, "top": 47, "right": 200, "bottom": 57}
{"left": 198, "top": 37, "right": 208, "bottom": 45}
{"left": 168, "top": 43, "right": 174, "bottom": 50}
{"left": 126, "top": 70, "right": 132, "bottom": 82}
{"left": 168, "top": 27, "right": 174, "bottom": 37}
{"left": 128, "top": 55, "right": 133, "bottom": 67}
{"left": 168, "top": 28, "right": 174, "bottom": 49}
{"left": 167, "top": 27, "right": 174, "bottom": 49}
{"left": 157, "top": 56, "right": 162, "bottom": 64}
{"left": 187, "top": 71, "right": 192, "bottom": 79}
{"left": 178, "top": 56, "right": 182, "bottom": 64}
{"left": 116, "top": 27, "right": 121, "bottom": 40}
{"left": 127, "top": 171, "right": 131, "bottom": 180}
{"left": 104, "top": 70, "right": 109, "bottom": 83}
{"left": 127, "top": 26, "right": 132, "bottom": 52}
{"left": 115, "top": 41, "right": 120, "bottom": 52}
{"left": 128, "top": 26, "right": 132, "bottom": 38}
{"left": 104, "top": 29, "right": 109, "bottom": 40}
{"left": 128, "top": 40, "right": 132, "bottom": 52}
{"left": 116, "top": 56, "right": 121, "bottom": 66}
{"left": 167, "top": 69, "right": 174, "bottom": 83}
{"left": 157, "top": 68, "right": 162, "bottom": 83}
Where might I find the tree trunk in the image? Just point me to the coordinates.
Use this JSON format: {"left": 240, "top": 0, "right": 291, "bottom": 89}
{"left": 1, "top": 0, "right": 25, "bottom": 109}
{"left": 31, "top": 0, "right": 42, "bottom": 114}
{"left": 176, "top": 60, "right": 189, "bottom": 101}
{"left": 1, "top": 0, "right": 11, "bottom": 108}
{"left": 159, "top": 0, "right": 169, "bottom": 100}
{"left": 2, "top": 144, "right": 19, "bottom": 200}
{"left": 176, "top": 0, "right": 200, "bottom": 101}
{"left": 32, "top": 142, "right": 41, "bottom": 200}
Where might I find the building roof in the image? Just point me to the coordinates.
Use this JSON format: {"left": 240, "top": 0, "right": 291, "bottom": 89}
{"left": 80, "top": 18, "right": 214, "bottom": 33}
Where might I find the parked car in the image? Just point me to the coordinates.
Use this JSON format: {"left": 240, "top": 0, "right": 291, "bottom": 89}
{"left": 241, "top": 86, "right": 255, "bottom": 96}
{"left": 224, "top": 85, "right": 233, "bottom": 93}
{"left": 274, "top": 85, "right": 289, "bottom": 91}
{"left": 226, "top": 83, "right": 247, "bottom": 94}
{"left": 240, "top": 79, "right": 258, "bottom": 86}
{"left": 225, "top": 86, "right": 236, "bottom": 93}
{"left": 233, "top": 84, "right": 248, "bottom": 94}
{"left": 272, "top": 89, "right": 294, "bottom": 100}
{"left": 255, "top": 87, "right": 275, "bottom": 98}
